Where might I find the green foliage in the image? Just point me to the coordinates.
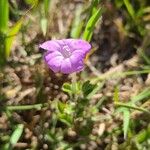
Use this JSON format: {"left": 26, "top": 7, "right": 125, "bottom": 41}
{"left": 123, "top": 0, "right": 135, "bottom": 19}
{"left": 83, "top": 7, "right": 102, "bottom": 41}
{"left": 131, "top": 87, "right": 150, "bottom": 104}
{"left": 76, "top": 118, "right": 93, "bottom": 136}
{"left": 70, "top": 5, "right": 84, "bottom": 38}
{"left": 114, "top": 87, "right": 150, "bottom": 140}
{"left": 57, "top": 101, "right": 74, "bottom": 126}
{"left": 60, "top": 80, "right": 100, "bottom": 133}
{"left": 90, "top": 0, "right": 101, "bottom": 15}
{"left": 33, "top": 80, "right": 101, "bottom": 148}
{"left": 62, "top": 82, "right": 81, "bottom": 96}
{"left": 25, "top": 0, "right": 39, "bottom": 6}
{"left": 71, "top": 0, "right": 102, "bottom": 40}
{"left": 114, "top": 86, "right": 130, "bottom": 139}
{"left": 82, "top": 81, "right": 97, "bottom": 97}
{"left": 5, "top": 19, "right": 22, "bottom": 58}
{"left": 0, "top": 124, "right": 24, "bottom": 149}
{"left": 10, "top": 124, "right": 24, "bottom": 147}
{"left": 44, "top": 0, "right": 51, "bottom": 17}
{"left": 0, "top": 0, "right": 9, "bottom": 66}
{"left": 123, "top": 108, "right": 130, "bottom": 139}
{"left": 135, "top": 125, "right": 150, "bottom": 143}
{"left": 114, "top": 0, "right": 150, "bottom": 37}
{"left": 0, "top": 0, "right": 9, "bottom": 34}
{"left": 41, "top": 17, "right": 48, "bottom": 36}
{"left": 0, "top": 0, "right": 39, "bottom": 67}
{"left": 82, "top": 80, "right": 103, "bottom": 99}
{"left": 40, "top": 0, "right": 51, "bottom": 36}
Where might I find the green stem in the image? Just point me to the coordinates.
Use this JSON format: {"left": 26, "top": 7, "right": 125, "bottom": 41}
{"left": 115, "top": 102, "right": 150, "bottom": 114}
{"left": 71, "top": 72, "right": 77, "bottom": 101}
{"left": 6, "top": 103, "right": 48, "bottom": 111}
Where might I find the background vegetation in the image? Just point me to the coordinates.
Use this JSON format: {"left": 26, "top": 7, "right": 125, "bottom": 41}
{"left": 0, "top": 0, "right": 150, "bottom": 149}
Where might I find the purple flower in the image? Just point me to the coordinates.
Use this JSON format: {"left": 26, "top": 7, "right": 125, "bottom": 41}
{"left": 39, "top": 39, "right": 91, "bottom": 74}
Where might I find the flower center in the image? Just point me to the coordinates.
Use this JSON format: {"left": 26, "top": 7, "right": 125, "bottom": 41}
{"left": 62, "top": 45, "right": 72, "bottom": 58}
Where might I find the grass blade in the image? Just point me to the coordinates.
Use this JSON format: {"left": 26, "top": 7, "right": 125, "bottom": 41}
{"left": 123, "top": 0, "right": 135, "bottom": 19}
{"left": 83, "top": 8, "right": 102, "bottom": 41}
{"left": 131, "top": 87, "right": 150, "bottom": 104}
{"left": 90, "top": 0, "right": 101, "bottom": 15}
{"left": 0, "top": 0, "right": 9, "bottom": 33}
{"left": 115, "top": 102, "right": 150, "bottom": 114}
{"left": 40, "top": 0, "right": 51, "bottom": 36}
{"left": 10, "top": 124, "right": 24, "bottom": 146}
{"left": 40, "top": 18, "right": 48, "bottom": 36}
{"left": 113, "top": 86, "right": 119, "bottom": 102}
{"left": 115, "top": 107, "right": 130, "bottom": 139}
{"left": 123, "top": 109, "right": 130, "bottom": 139}
{"left": 135, "top": 125, "right": 150, "bottom": 143}
{"left": 44, "top": 0, "right": 51, "bottom": 17}
{"left": 5, "top": 18, "right": 22, "bottom": 58}
{"left": 71, "top": 5, "right": 84, "bottom": 38}
{"left": 137, "top": 48, "right": 150, "bottom": 65}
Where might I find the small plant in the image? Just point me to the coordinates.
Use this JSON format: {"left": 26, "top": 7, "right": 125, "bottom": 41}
{"left": 0, "top": 0, "right": 22, "bottom": 67}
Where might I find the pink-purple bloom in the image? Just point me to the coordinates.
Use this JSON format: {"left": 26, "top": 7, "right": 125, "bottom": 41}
{"left": 39, "top": 39, "right": 91, "bottom": 74}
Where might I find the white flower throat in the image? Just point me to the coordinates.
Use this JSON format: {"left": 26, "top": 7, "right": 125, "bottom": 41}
{"left": 62, "top": 45, "right": 72, "bottom": 58}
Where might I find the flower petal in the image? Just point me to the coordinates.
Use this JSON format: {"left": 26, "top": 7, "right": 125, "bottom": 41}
{"left": 39, "top": 40, "right": 61, "bottom": 52}
{"left": 44, "top": 52, "right": 63, "bottom": 73}
{"left": 44, "top": 51, "right": 62, "bottom": 62}
{"left": 70, "top": 52, "right": 84, "bottom": 72}
{"left": 72, "top": 50, "right": 86, "bottom": 58}
{"left": 65, "top": 39, "right": 91, "bottom": 54}
{"left": 61, "top": 58, "right": 73, "bottom": 74}
{"left": 40, "top": 39, "right": 91, "bottom": 74}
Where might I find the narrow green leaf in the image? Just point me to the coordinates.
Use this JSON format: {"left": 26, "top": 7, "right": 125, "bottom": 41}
{"left": 135, "top": 125, "right": 150, "bottom": 143}
{"left": 83, "top": 8, "right": 102, "bottom": 41}
{"left": 10, "top": 124, "right": 24, "bottom": 146}
{"left": 25, "top": 0, "right": 34, "bottom": 5}
{"left": 57, "top": 101, "right": 66, "bottom": 113}
{"left": 87, "top": 82, "right": 104, "bottom": 99}
{"left": 0, "top": 0, "right": 9, "bottom": 33}
{"left": 137, "top": 48, "right": 150, "bottom": 65}
{"left": 5, "top": 18, "right": 22, "bottom": 58}
{"left": 90, "top": 0, "right": 101, "bottom": 15}
{"left": 115, "top": 107, "right": 130, "bottom": 139}
{"left": 123, "top": 0, "right": 135, "bottom": 19}
{"left": 62, "top": 83, "right": 72, "bottom": 94}
{"left": 123, "top": 109, "right": 130, "bottom": 139}
{"left": 6, "top": 103, "right": 44, "bottom": 111}
{"left": 40, "top": 18, "right": 48, "bottom": 36}
{"left": 113, "top": 86, "right": 119, "bottom": 102}
{"left": 131, "top": 87, "right": 150, "bottom": 104}
{"left": 115, "top": 102, "right": 150, "bottom": 114}
{"left": 25, "top": 0, "right": 39, "bottom": 6}
{"left": 1, "top": 143, "right": 10, "bottom": 150}
{"left": 44, "top": 0, "right": 51, "bottom": 17}
{"left": 71, "top": 5, "right": 84, "bottom": 38}
{"left": 58, "top": 114, "right": 73, "bottom": 126}
{"left": 82, "top": 81, "right": 97, "bottom": 97}
{"left": 45, "top": 131, "right": 57, "bottom": 143}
